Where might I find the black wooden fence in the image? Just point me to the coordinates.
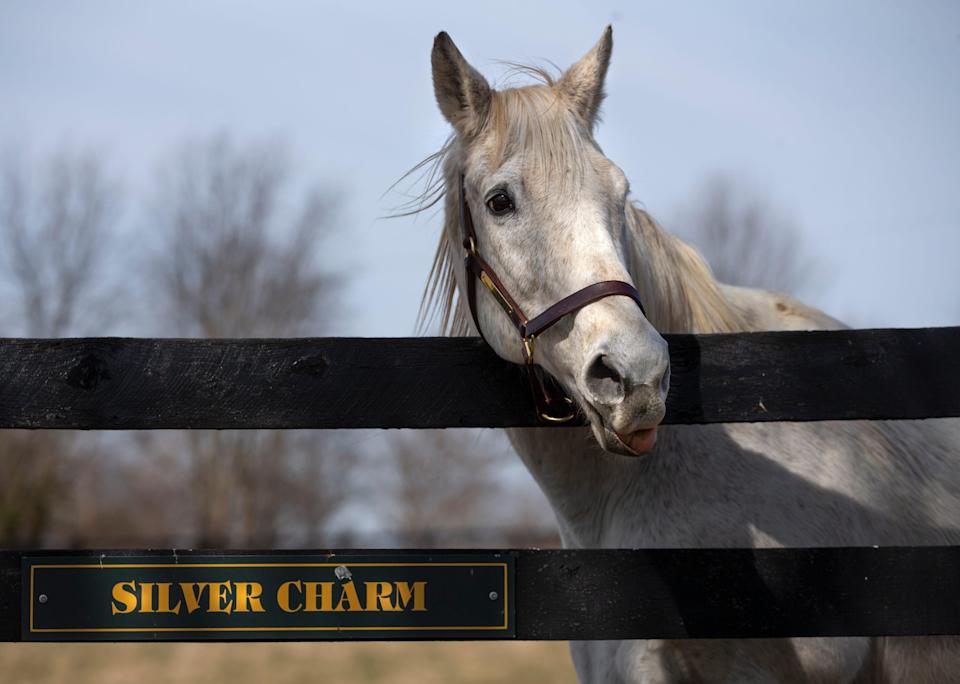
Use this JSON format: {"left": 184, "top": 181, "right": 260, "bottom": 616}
{"left": 1, "top": 327, "right": 959, "bottom": 642}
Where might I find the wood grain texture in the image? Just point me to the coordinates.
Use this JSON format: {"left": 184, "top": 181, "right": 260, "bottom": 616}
{"left": 0, "top": 328, "right": 958, "bottom": 429}
{"left": 3, "top": 548, "right": 960, "bottom": 641}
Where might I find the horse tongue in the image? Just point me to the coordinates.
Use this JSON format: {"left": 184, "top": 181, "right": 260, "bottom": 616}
{"left": 616, "top": 427, "right": 658, "bottom": 455}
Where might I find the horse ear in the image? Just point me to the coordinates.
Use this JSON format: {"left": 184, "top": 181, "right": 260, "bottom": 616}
{"left": 432, "top": 32, "right": 492, "bottom": 138}
{"left": 559, "top": 26, "right": 613, "bottom": 128}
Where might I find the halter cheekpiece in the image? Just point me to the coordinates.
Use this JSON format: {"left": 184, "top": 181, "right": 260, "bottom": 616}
{"left": 458, "top": 173, "right": 647, "bottom": 423}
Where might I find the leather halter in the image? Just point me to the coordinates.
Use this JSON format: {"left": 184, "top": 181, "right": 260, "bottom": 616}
{"left": 458, "top": 174, "right": 647, "bottom": 423}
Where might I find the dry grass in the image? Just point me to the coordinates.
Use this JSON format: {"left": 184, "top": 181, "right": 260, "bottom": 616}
{"left": 0, "top": 641, "right": 577, "bottom": 683}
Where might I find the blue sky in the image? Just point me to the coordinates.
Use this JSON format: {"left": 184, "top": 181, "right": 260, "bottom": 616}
{"left": 2, "top": 0, "right": 958, "bottom": 334}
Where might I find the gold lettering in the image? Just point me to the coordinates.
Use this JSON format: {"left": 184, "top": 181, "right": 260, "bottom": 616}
{"left": 304, "top": 582, "right": 334, "bottom": 612}
{"left": 139, "top": 582, "right": 156, "bottom": 613}
{"left": 334, "top": 580, "right": 363, "bottom": 612}
{"left": 156, "top": 582, "right": 182, "bottom": 614}
{"left": 277, "top": 580, "right": 302, "bottom": 613}
{"left": 365, "top": 581, "right": 396, "bottom": 611}
{"left": 207, "top": 581, "right": 233, "bottom": 613}
{"left": 233, "top": 582, "right": 264, "bottom": 613}
{"left": 180, "top": 583, "right": 208, "bottom": 614}
{"left": 111, "top": 581, "right": 138, "bottom": 615}
{"left": 395, "top": 581, "right": 427, "bottom": 611}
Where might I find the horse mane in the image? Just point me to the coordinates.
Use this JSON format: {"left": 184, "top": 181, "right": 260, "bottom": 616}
{"left": 623, "top": 208, "right": 751, "bottom": 334}
{"left": 398, "top": 70, "right": 750, "bottom": 337}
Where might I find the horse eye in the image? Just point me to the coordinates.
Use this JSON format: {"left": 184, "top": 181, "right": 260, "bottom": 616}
{"left": 486, "top": 192, "right": 514, "bottom": 216}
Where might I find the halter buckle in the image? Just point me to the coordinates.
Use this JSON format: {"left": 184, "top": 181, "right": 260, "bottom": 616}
{"left": 523, "top": 335, "right": 537, "bottom": 364}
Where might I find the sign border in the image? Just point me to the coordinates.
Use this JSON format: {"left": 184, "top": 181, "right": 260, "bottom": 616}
{"left": 23, "top": 555, "right": 514, "bottom": 639}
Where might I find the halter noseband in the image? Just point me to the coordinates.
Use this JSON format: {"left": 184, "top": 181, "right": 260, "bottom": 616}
{"left": 458, "top": 173, "right": 647, "bottom": 423}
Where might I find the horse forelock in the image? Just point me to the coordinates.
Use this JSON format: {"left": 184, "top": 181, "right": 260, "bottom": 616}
{"left": 486, "top": 84, "right": 588, "bottom": 188}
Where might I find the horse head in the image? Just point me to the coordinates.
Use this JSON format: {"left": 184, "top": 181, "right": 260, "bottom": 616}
{"left": 431, "top": 28, "right": 670, "bottom": 456}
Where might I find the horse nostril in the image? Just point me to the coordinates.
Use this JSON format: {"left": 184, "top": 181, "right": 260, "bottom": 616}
{"left": 585, "top": 353, "right": 625, "bottom": 405}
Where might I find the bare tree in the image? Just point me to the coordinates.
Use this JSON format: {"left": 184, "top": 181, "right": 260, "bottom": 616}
{"left": 145, "top": 134, "right": 347, "bottom": 547}
{"left": 150, "top": 134, "right": 337, "bottom": 338}
{"left": 671, "top": 174, "right": 820, "bottom": 296}
{"left": 0, "top": 146, "right": 121, "bottom": 546}
{"left": 0, "top": 146, "right": 120, "bottom": 336}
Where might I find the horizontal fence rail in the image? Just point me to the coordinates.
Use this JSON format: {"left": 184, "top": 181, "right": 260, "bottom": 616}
{"left": 3, "top": 548, "right": 960, "bottom": 642}
{"left": 2, "top": 328, "right": 959, "bottom": 643}
{"left": 1, "top": 327, "right": 958, "bottom": 429}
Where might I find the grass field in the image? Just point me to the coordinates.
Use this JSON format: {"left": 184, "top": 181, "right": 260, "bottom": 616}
{"left": 0, "top": 641, "right": 577, "bottom": 683}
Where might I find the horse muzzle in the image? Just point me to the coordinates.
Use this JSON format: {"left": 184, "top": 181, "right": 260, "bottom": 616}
{"left": 578, "top": 340, "right": 670, "bottom": 456}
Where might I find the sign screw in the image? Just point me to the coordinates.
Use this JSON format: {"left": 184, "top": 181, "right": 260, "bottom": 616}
{"left": 38, "top": 594, "right": 48, "bottom": 604}
{"left": 489, "top": 591, "right": 498, "bottom": 601}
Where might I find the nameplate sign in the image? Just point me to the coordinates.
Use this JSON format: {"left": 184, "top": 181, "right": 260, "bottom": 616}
{"left": 22, "top": 553, "right": 514, "bottom": 641}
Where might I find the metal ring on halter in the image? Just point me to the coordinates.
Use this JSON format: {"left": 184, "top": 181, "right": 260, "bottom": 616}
{"left": 540, "top": 397, "right": 576, "bottom": 423}
{"left": 522, "top": 334, "right": 574, "bottom": 422}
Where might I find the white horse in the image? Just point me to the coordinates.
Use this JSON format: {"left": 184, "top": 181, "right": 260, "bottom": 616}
{"left": 417, "top": 27, "right": 960, "bottom": 682}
